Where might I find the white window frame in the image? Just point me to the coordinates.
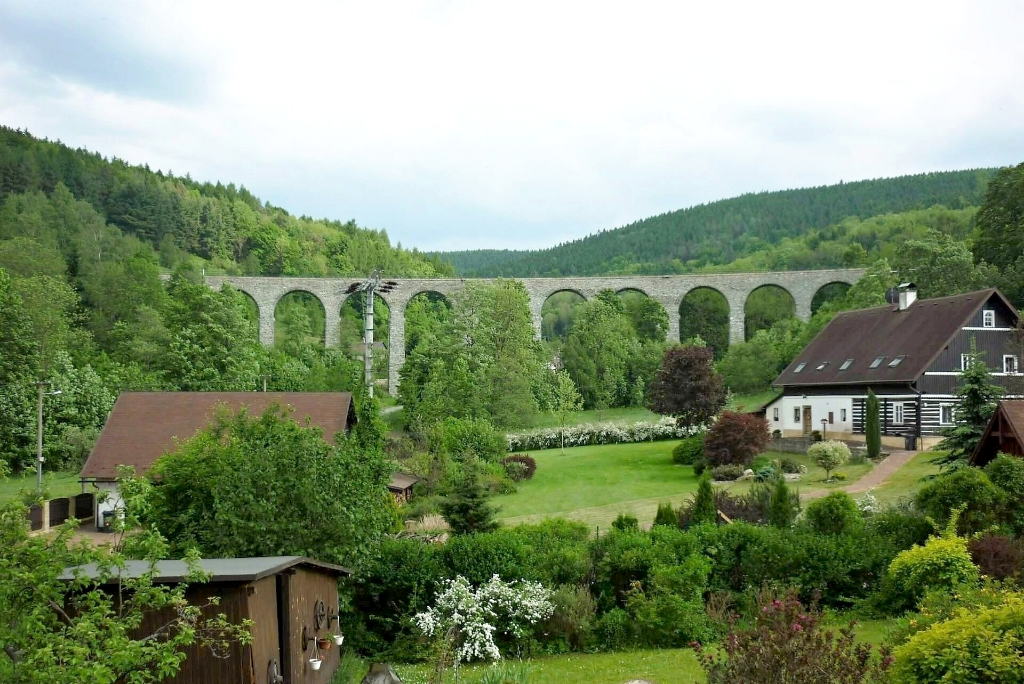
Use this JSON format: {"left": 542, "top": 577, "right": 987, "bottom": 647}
{"left": 794, "top": 407, "right": 801, "bottom": 423}
{"left": 1005, "top": 355, "right": 1019, "bottom": 374}
{"left": 983, "top": 309, "right": 995, "bottom": 328}
{"left": 841, "top": 408, "right": 847, "bottom": 422}
{"left": 773, "top": 407, "right": 779, "bottom": 421}
{"left": 961, "top": 354, "right": 970, "bottom": 371}
{"left": 893, "top": 402, "right": 905, "bottom": 425}
{"left": 940, "top": 404, "right": 955, "bottom": 426}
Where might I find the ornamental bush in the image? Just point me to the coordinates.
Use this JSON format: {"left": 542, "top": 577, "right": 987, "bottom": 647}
{"left": 711, "top": 464, "right": 744, "bottom": 481}
{"left": 891, "top": 593, "right": 1024, "bottom": 683}
{"left": 672, "top": 433, "right": 705, "bottom": 465}
{"left": 985, "top": 454, "right": 1024, "bottom": 533}
{"left": 886, "top": 525, "right": 980, "bottom": 610}
{"left": 703, "top": 411, "right": 769, "bottom": 467}
{"left": 968, "top": 533, "right": 1024, "bottom": 580}
{"left": 807, "top": 440, "right": 850, "bottom": 480}
{"left": 915, "top": 467, "right": 1003, "bottom": 535}
{"left": 501, "top": 454, "right": 537, "bottom": 481}
{"left": 805, "top": 492, "right": 863, "bottom": 536}
{"left": 508, "top": 417, "right": 697, "bottom": 452}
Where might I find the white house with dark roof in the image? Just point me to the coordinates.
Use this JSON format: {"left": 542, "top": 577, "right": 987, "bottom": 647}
{"left": 763, "top": 285, "right": 1021, "bottom": 449}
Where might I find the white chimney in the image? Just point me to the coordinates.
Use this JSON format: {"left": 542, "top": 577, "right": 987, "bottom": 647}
{"left": 898, "top": 283, "right": 917, "bottom": 311}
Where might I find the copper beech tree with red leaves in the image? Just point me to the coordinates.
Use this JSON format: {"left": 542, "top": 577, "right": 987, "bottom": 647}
{"left": 694, "top": 591, "right": 893, "bottom": 684}
{"left": 646, "top": 345, "right": 727, "bottom": 430}
{"left": 704, "top": 411, "right": 770, "bottom": 467}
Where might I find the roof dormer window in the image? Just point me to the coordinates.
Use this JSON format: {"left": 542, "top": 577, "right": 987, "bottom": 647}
{"left": 839, "top": 359, "right": 854, "bottom": 371}
{"left": 794, "top": 363, "right": 806, "bottom": 373}
{"left": 983, "top": 309, "right": 995, "bottom": 328}
{"left": 888, "top": 355, "right": 906, "bottom": 368}
{"left": 816, "top": 362, "right": 829, "bottom": 371}
{"left": 870, "top": 356, "right": 885, "bottom": 369}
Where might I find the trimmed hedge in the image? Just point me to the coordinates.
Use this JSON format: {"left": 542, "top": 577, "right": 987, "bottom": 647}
{"left": 508, "top": 418, "right": 699, "bottom": 452}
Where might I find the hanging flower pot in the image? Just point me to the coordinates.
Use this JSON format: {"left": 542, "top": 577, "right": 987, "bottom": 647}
{"left": 316, "top": 637, "right": 331, "bottom": 651}
{"left": 332, "top": 633, "right": 345, "bottom": 646}
{"left": 309, "top": 657, "right": 323, "bottom": 671}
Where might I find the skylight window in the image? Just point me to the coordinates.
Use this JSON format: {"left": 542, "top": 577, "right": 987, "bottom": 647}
{"left": 870, "top": 356, "right": 886, "bottom": 369}
{"left": 839, "top": 359, "right": 854, "bottom": 371}
{"left": 794, "top": 363, "right": 806, "bottom": 373}
{"left": 888, "top": 355, "right": 906, "bottom": 368}
{"left": 816, "top": 362, "right": 829, "bottom": 371}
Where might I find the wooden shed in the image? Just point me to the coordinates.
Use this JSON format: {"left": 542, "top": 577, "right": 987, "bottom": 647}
{"left": 971, "top": 400, "right": 1024, "bottom": 467}
{"left": 388, "top": 472, "right": 420, "bottom": 504}
{"left": 61, "top": 556, "right": 350, "bottom": 684}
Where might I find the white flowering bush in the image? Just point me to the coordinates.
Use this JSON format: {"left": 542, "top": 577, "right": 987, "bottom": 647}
{"left": 857, "top": 490, "right": 879, "bottom": 514}
{"left": 413, "top": 574, "right": 554, "bottom": 664}
{"left": 507, "top": 418, "right": 699, "bottom": 452}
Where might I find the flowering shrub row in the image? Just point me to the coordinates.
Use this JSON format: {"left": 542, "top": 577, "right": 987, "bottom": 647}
{"left": 507, "top": 418, "right": 700, "bottom": 452}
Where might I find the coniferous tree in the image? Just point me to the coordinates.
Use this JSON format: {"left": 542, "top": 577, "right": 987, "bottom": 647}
{"left": 939, "top": 343, "right": 1003, "bottom": 464}
{"left": 865, "top": 390, "right": 881, "bottom": 460}
{"left": 690, "top": 473, "right": 717, "bottom": 526}
{"left": 767, "top": 476, "right": 799, "bottom": 528}
{"left": 439, "top": 467, "right": 500, "bottom": 535}
{"left": 653, "top": 502, "right": 677, "bottom": 527}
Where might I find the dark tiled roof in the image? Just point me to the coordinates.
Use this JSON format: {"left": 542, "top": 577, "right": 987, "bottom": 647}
{"left": 80, "top": 392, "right": 353, "bottom": 481}
{"left": 60, "top": 556, "right": 350, "bottom": 583}
{"left": 388, "top": 472, "right": 420, "bottom": 492}
{"left": 774, "top": 289, "right": 1010, "bottom": 387}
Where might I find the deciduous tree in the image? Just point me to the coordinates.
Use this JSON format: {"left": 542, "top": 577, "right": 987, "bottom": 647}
{"left": 646, "top": 345, "right": 727, "bottom": 430}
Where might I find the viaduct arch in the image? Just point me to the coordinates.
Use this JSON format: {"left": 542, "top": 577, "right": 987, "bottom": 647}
{"left": 204, "top": 269, "right": 866, "bottom": 395}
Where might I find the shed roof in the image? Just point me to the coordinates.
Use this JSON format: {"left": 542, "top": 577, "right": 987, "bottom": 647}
{"left": 388, "top": 472, "right": 420, "bottom": 492}
{"left": 774, "top": 289, "right": 1015, "bottom": 388}
{"left": 970, "top": 400, "right": 1024, "bottom": 466}
{"left": 60, "top": 556, "right": 351, "bottom": 584}
{"left": 80, "top": 392, "right": 354, "bottom": 481}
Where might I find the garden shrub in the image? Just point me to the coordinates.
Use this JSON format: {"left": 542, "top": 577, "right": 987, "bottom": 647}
{"left": 692, "top": 457, "right": 708, "bottom": 476}
{"left": 653, "top": 502, "right": 677, "bottom": 527}
{"left": 541, "top": 584, "right": 597, "bottom": 653}
{"left": 695, "top": 591, "right": 892, "bottom": 683}
{"left": 867, "top": 504, "right": 933, "bottom": 551}
{"left": 711, "top": 464, "right": 744, "bottom": 481}
{"left": 441, "top": 530, "right": 532, "bottom": 585}
{"left": 751, "top": 454, "right": 773, "bottom": 471}
{"left": 595, "top": 608, "right": 635, "bottom": 650}
{"left": 430, "top": 416, "right": 508, "bottom": 462}
{"left": 501, "top": 454, "right": 537, "bottom": 482}
{"left": 805, "top": 491, "right": 863, "bottom": 536}
{"left": 508, "top": 418, "right": 696, "bottom": 452}
{"left": 780, "top": 457, "right": 803, "bottom": 474}
{"left": 626, "top": 585, "right": 713, "bottom": 647}
{"left": 915, "top": 467, "right": 1003, "bottom": 535}
{"left": 891, "top": 592, "right": 1024, "bottom": 683}
{"left": 968, "top": 533, "right": 1024, "bottom": 580}
{"left": 611, "top": 512, "right": 639, "bottom": 532}
{"left": 807, "top": 440, "right": 850, "bottom": 480}
{"left": 985, "top": 454, "right": 1024, "bottom": 533}
{"left": 703, "top": 411, "right": 769, "bottom": 467}
{"left": 672, "top": 433, "right": 705, "bottom": 465}
{"left": 885, "top": 523, "right": 980, "bottom": 611}
{"left": 754, "top": 464, "right": 776, "bottom": 482}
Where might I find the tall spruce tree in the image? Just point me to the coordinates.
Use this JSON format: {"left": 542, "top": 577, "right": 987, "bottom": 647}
{"left": 439, "top": 466, "right": 500, "bottom": 535}
{"left": 689, "top": 473, "right": 717, "bottom": 526}
{"left": 939, "top": 343, "right": 1003, "bottom": 465}
{"left": 865, "top": 390, "right": 881, "bottom": 460}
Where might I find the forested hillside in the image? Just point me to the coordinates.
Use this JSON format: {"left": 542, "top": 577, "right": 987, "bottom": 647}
{"left": 440, "top": 170, "right": 995, "bottom": 276}
{"left": 0, "top": 126, "right": 452, "bottom": 278}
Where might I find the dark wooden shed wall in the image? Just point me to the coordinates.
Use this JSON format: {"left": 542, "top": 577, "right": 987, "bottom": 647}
{"left": 282, "top": 567, "right": 341, "bottom": 684}
{"left": 247, "top": 574, "right": 282, "bottom": 684}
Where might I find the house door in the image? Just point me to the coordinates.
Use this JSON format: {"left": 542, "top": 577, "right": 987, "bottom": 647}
{"left": 802, "top": 405, "right": 812, "bottom": 435}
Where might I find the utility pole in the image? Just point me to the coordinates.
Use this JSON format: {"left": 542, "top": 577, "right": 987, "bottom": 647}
{"left": 345, "top": 271, "right": 397, "bottom": 398}
{"left": 35, "top": 381, "right": 61, "bottom": 496}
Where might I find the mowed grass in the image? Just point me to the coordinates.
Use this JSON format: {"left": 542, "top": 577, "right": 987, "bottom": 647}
{"left": 495, "top": 442, "right": 877, "bottom": 528}
{"left": 0, "top": 471, "right": 81, "bottom": 505}
{"left": 871, "top": 449, "right": 944, "bottom": 504}
{"left": 394, "top": 649, "right": 706, "bottom": 684}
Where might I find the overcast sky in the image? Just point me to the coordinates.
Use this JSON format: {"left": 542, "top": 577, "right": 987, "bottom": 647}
{"left": 1, "top": 1, "right": 1023, "bottom": 252}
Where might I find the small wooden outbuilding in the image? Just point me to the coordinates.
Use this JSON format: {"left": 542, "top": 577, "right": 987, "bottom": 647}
{"left": 61, "top": 556, "right": 350, "bottom": 684}
{"left": 970, "top": 400, "right": 1024, "bottom": 467}
{"left": 388, "top": 472, "right": 420, "bottom": 503}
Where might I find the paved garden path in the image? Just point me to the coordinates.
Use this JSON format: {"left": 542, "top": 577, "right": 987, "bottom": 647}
{"left": 801, "top": 450, "right": 919, "bottom": 501}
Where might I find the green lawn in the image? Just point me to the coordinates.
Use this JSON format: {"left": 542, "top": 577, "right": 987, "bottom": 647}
{"left": 870, "top": 450, "right": 943, "bottom": 504}
{"left": 496, "top": 443, "right": 876, "bottom": 529}
{"left": 0, "top": 471, "right": 82, "bottom": 505}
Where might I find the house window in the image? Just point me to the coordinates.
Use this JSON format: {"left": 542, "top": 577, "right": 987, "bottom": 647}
{"left": 983, "top": 310, "right": 995, "bottom": 328}
{"left": 840, "top": 408, "right": 847, "bottom": 422}
{"left": 839, "top": 359, "right": 853, "bottom": 371}
{"left": 794, "top": 407, "right": 801, "bottom": 423}
{"left": 1005, "top": 355, "right": 1020, "bottom": 374}
{"left": 773, "top": 407, "right": 779, "bottom": 421}
{"left": 828, "top": 411, "right": 834, "bottom": 424}
{"left": 894, "top": 403, "right": 905, "bottom": 425}
{"left": 940, "top": 405, "right": 955, "bottom": 425}
{"left": 794, "top": 363, "right": 806, "bottom": 373}
{"left": 961, "top": 354, "right": 970, "bottom": 371}
{"left": 870, "top": 356, "right": 885, "bottom": 368}
{"left": 888, "top": 355, "right": 906, "bottom": 368}
{"left": 816, "top": 361, "right": 829, "bottom": 371}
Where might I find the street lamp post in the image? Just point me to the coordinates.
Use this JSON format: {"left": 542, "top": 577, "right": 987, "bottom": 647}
{"left": 820, "top": 418, "right": 827, "bottom": 442}
{"left": 35, "top": 381, "right": 61, "bottom": 496}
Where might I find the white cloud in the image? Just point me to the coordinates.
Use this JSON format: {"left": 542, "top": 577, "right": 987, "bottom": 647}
{"left": 1, "top": 0, "right": 1023, "bottom": 251}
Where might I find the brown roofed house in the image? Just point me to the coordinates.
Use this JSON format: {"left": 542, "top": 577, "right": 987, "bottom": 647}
{"left": 971, "top": 400, "right": 1024, "bottom": 467}
{"left": 80, "top": 392, "right": 355, "bottom": 529}
{"left": 765, "top": 285, "right": 1021, "bottom": 450}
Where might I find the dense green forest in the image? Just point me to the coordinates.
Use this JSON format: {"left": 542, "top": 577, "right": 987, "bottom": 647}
{"left": 439, "top": 169, "right": 995, "bottom": 276}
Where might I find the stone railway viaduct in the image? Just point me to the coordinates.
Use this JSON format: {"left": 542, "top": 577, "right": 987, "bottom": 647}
{"left": 204, "top": 269, "right": 865, "bottom": 395}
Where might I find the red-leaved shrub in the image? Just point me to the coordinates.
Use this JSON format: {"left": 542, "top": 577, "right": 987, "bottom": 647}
{"left": 704, "top": 411, "right": 769, "bottom": 467}
{"left": 501, "top": 454, "right": 537, "bottom": 481}
{"left": 968, "top": 533, "right": 1024, "bottom": 580}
